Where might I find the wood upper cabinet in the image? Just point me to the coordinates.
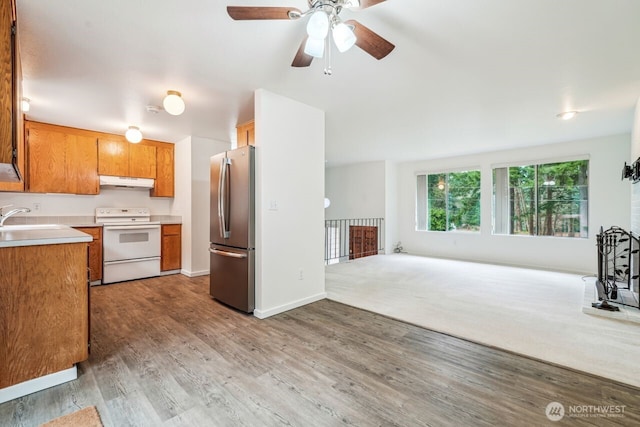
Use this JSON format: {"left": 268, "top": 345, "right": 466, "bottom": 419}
{"left": 26, "top": 122, "right": 99, "bottom": 194}
{"left": 98, "top": 138, "right": 156, "bottom": 179}
{"left": 18, "top": 121, "right": 174, "bottom": 196}
{"left": 161, "top": 224, "right": 181, "bottom": 271}
{"left": 97, "top": 138, "right": 128, "bottom": 177}
{"left": 0, "top": 0, "right": 24, "bottom": 188}
{"left": 151, "top": 143, "right": 174, "bottom": 197}
{"left": 236, "top": 120, "right": 255, "bottom": 147}
{"left": 130, "top": 143, "right": 156, "bottom": 179}
{"left": 73, "top": 226, "right": 102, "bottom": 282}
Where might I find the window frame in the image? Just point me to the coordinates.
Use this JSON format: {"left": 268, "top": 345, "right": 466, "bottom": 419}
{"left": 491, "top": 156, "right": 589, "bottom": 239}
{"left": 416, "top": 168, "right": 482, "bottom": 233}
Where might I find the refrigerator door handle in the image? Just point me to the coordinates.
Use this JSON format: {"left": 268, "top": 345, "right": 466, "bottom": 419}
{"left": 218, "top": 157, "right": 231, "bottom": 239}
{"left": 209, "top": 248, "right": 248, "bottom": 259}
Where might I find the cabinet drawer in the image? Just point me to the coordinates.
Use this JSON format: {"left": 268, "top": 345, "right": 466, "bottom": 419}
{"left": 162, "top": 224, "right": 181, "bottom": 235}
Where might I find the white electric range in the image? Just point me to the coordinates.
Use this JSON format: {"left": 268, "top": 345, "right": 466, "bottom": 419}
{"left": 95, "top": 208, "right": 161, "bottom": 284}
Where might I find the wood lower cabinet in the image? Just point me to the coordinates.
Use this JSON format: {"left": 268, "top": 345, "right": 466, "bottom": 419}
{"left": 349, "top": 226, "right": 378, "bottom": 260}
{"left": 0, "top": 242, "right": 89, "bottom": 389}
{"left": 236, "top": 120, "right": 255, "bottom": 147}
{"left": 161, "top": 224, "right": 181, "bottom": 271}
{"left": 27, "top": 122, "right": 99, "bottom": 194}
{"left": 73, "top": 226, "right": 102, "bottom": 282}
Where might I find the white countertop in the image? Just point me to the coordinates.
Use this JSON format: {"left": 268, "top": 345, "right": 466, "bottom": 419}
{"left": 0, "top": 224, "right": 93, "bottom": 248}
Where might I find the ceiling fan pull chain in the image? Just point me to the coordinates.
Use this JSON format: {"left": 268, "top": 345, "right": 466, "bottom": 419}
{"left": 324, "top": 36, "right": 332, "bottom": 76}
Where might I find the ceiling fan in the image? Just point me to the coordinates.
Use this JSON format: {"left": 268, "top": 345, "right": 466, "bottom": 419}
{"left": 227, "top": 0, "right": 395, "bottom": 70}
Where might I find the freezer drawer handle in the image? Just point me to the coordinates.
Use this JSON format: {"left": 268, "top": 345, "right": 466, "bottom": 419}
{"left": 209, "top": 248, "right": 247, "bottom": 259}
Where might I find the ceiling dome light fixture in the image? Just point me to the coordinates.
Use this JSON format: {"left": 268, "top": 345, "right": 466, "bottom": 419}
{"left": 556, "top": 111, "right": 578, "bottom": 120}
{"left": 21, "top": 97, "right": 30, "bottom": 112}
{"left": 125, "top": 126, "right": 143, "bottom": 143}
{"left": 163, "top": 90, "right": 185, "bottom": 116}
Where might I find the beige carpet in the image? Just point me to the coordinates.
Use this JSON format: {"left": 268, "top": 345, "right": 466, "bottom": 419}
{"left": 40, "top": 406, "right": 102, "bottom": 427}
{"left": 326, "top": 254, "right": 640, "bottom": 388}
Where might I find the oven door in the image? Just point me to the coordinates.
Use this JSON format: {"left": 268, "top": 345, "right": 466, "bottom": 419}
{"left": 103, "top": 224, "right": 161, "bottom": 262}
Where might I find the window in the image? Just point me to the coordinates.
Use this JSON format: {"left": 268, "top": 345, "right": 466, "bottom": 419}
{"left": 416, "top": 170, "right": 481, "bottom": 232}
{"left": 492, "top": 159, "right": 588, "bottom": 238}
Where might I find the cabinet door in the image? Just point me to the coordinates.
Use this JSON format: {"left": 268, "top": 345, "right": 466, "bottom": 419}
{"left": 129, "top": 143, "right": 156, "bottom": 179}
{"left": 0, "top": 0, "right": 24, "bottom": 190}
{"left": 27, "top": 127, "right": 67, "bottom": 193}
{"left": 161, "top": 224, "right": 181, "bottom": 271}
{"left": 74, "top": 227, "right": 102, "bottom": 282}
{"left": 151, "top": 144, "right": 174, "bottom": 197}
{"left": 98, "top": 138, "right": 129, "bottom": 176}
{"left": 0, "top": 0, "right": 13, "bottom": 169}
{"left": 66, "top": 135, "right": 98, "bottom": 195}
{"left": 236, "top": 120, "right": 255, "bottom": 147}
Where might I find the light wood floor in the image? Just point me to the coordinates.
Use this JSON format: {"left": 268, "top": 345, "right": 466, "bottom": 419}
{"left": 1, "top": 274, "right": 638, "bottom": 426}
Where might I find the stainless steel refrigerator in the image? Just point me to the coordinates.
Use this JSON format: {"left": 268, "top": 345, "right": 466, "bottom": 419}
{"left": 209, "top": 145, "right": 255, "bottom": 313}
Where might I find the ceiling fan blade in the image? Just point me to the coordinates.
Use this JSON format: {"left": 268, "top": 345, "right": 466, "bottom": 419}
{"left": 348, "top": 0, "right": 386, "bottom": 10}
{"left": 227, "top": 6, "right": 301, "bottom": 20}
{"left": 292, "top": 36, "right": 314, "bottom": 67}
{"left": 345, "top": 19, "right": 395, "bottom": 60}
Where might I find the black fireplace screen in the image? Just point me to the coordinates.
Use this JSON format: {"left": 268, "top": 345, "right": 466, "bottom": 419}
{"left": 596, "top": 226, "right": 640, "bottom": 310}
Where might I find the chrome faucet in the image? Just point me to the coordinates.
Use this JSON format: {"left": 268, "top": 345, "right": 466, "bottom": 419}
{"left": 0, "top": 205, "right": 31, "bottom": 226}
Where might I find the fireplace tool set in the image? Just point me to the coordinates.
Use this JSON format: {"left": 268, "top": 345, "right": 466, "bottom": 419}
{"left": 595, "top": 226, "right": 640, "bottom": 311}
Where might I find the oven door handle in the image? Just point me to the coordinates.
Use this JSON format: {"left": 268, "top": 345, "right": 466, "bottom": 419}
{"left": 209, "top": 248, "right": 247, "bottom": 259}
{"left": 104, "top": 225, "right": 161, "bottom": 231}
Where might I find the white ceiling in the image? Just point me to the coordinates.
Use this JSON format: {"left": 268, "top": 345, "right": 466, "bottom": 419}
{"left": 16, "top": 0, "right": 640, "bottom": 166}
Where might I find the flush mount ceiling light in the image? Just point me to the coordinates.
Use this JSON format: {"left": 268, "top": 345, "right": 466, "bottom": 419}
{"left": 163, "top": 90, "right": 185, "bottom": 116}
{"left": 556, "top": 111, "right": 578, "bottom": 120}
{"left": 21, "top": 97, "right": 30, "bottom": 112}
{"left": 125, "top": 126, "right": 143, "bottom": 143}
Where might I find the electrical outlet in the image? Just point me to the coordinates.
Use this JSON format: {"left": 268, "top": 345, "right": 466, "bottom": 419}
{"left": 298, "top": 269, "right": 304, "bottom": 280}
{"left": 33, "top": 203, "right": 40, "bottom": 212}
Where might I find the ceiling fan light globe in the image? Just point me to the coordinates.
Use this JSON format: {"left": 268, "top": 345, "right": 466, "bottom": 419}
{"left": 163, "top": 90, "right": 185, "bottom": 116}
{"left": 332, "top": 22, "right": 357, "bottom": 52}
{"left": 306, "top": 10, "right": 329, "bottom": 39}
{"left": 304, "top": 37, "right": 325, "bottom": 58}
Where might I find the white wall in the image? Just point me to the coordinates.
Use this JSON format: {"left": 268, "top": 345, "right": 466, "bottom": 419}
{"left": 325, "top": 160, "right": 399, "bottom": 254}
{"left": 173, "top": 136, "right": 229, "bottom": 276}
{"left": 397, "top": 134, "right": 631, "bottom": 274}
{"left": 325, "top": 161, "right": 386, "bottom": 220}
{"left": 384, "top": 160, "right": 399, "bottom": 254}
{"left": 254, "top": 89, "right": 326, "bottom": 318}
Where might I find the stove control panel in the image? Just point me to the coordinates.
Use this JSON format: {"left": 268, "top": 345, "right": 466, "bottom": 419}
{"left": 95, "top": 207, "right": 152, "bottom": 223}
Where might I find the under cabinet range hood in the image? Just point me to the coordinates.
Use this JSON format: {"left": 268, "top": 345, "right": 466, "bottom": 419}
{"left": 99, "top": 175, "right": 154, "bottom": 189}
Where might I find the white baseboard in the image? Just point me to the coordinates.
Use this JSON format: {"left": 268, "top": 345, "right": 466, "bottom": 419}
{"left": 0, "top": 366, "right": 77, "bottom": 404}
{"left": 159, "top": 269, "right": 181, "bottom": 276}
{"left": 180, "top": 269, "right": 209, "bottom": 278}
{"left": 254, "top": 292, "right": 327, "bottom": 319}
